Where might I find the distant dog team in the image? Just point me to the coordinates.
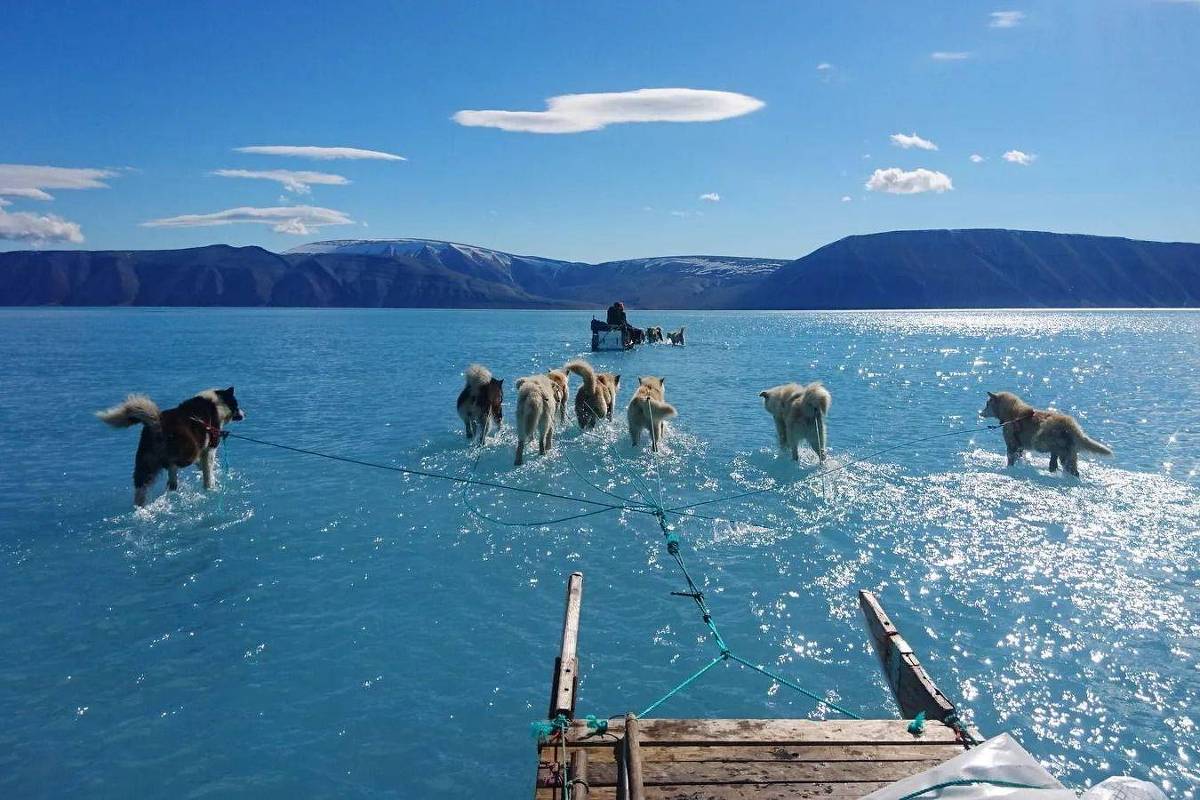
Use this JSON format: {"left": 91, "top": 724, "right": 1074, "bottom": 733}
{"left": 95, "top": 334, "right": 1116, "bottom": 506}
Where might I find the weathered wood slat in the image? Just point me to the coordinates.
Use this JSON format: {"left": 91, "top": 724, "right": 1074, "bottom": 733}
{"left": 624, "top": 713, "right": 646, "bottom": 800}
{"left": 536, "top": 781, "right": 896, "bottom": 799}
{"left": 549, "top": 572, "right": 584, "bottom": 719}
{"left": 540, "top": 742, "right": 963, "bottom": 765}
{"left": 859, "top": 590, "right": 956, "bottom": 722}
{"left": 570, "top": 750, "right": 588, "bottom": 800}
{"left": 551, "top": 758, "right": 944, "bottom": 787}
{"left": 563, "top": 718, "right": 960, "bottom": 745}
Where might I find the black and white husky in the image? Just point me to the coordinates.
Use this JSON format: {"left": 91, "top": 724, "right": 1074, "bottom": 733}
{"left": 97, "top": 387, "right": 245, "bottom": 506}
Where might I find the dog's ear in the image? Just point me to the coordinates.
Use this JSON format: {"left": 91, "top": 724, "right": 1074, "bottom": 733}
{"left": 226, "top": 386, "right": 235, "bottom": 394}
{"left": 497, "top": 378, "right": 504, "bottom": 386}
{"left": 759, "top": 391, "right": 768, "bottom": 398}
{"left": 659, "top": 376, "right": 666, "bottom": 384}
{"left": 613, "top": 374, "right": 621, "bottom": 384}
{"left": 986, "top": 391, "right": 997, "bottom": 399}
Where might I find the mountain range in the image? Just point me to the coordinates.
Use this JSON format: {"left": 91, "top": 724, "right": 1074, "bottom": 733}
{"left": 1, "top": 229, "right": 1198, "bottom": 309}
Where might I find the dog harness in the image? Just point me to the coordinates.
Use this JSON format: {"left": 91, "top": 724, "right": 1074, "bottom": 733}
{"left": 190, "top": 416, "right": 227, "bottom": 449}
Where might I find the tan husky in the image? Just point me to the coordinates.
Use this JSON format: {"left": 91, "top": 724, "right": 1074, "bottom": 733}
{"left": 759, "top": 382, "right": 830, "bottom": 462}
{"left": 980, "top": 391, "right": 1112, "bottom": 476}
{"left": 565, "top": 359, "right": 620, "bottom": 429}
{"left": 546, "top": 368, "right": 570, "bottom": 424}
{"left": 627, "top": 376, "right": 677, "bottom": 452}
{"left": 514, "top": 374, "right": 558, "bottom": 466}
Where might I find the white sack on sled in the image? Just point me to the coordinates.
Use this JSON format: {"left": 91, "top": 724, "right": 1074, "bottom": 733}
{"left": 861, "top": 733, "right": 1074, "bottom": 799}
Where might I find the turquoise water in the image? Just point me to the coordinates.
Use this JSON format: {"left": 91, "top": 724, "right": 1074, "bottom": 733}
{"left": 1, "top": 308, "right": 1197, "bottom": 798}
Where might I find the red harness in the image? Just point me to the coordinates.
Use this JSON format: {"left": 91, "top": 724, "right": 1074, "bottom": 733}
{"left": 190, "top": 416, "right": 227, "bottom": 449}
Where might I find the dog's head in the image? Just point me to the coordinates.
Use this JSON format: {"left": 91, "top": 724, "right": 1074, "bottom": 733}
{"left": 980, "top": 390, "right": 1017, "bottom": 419}
{"left": 214, "top": 386, "right": 246, "bottom": 423}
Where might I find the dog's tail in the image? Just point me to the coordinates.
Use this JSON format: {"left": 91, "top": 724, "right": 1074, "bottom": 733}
{"left": 564, "top": 359, "right": 598, "bottom": 391}
{"left": 464, "top": 363, "right": 493, "bottom": 388}
{"left": 96, "top": 394, "right": 161, "bottom": 430}
{"left": 644, "top": 397, "right": 677, "bottom": 421}
{"left": 801, "top": 382, "right": 832, "bottom": 416}
{"left": 1077, "top": 432, "right": 1113, "bottom": 457}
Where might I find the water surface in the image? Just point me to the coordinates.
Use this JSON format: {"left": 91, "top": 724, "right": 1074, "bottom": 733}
{"left": 1, "top": 309, "right": 1196, "bottom": 797}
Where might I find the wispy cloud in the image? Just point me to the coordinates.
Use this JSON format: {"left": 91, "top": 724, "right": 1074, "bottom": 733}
{"left": 816, "top": 62, "right": 833, "bottom": 71}
{"left": 699, "top": 192, "right": 721, "bottom": 202}
{"left": 1003, "top": 149, "right": 1036, "bottom": 165}
{"left": 841, "top": 196, "right": 852, "bottom": 203}
{"left": 212, "top": 169, "right": 350, "bottom": 194}
{"left": 970, "top": 153, "right": 985, "bottom": 163}
{"left": 989, "top": 10, "right": 1025, "bottom": 28}
{"left": 0, "top": 164, "right": 118, "bottom": 201}
{"left": 890, "top": 132, "right": 938, "bottom": 151}
{"left": 143, "top": 205, "right": 354, "bottom": 235}
{"left": 931, "top": 51, "right": 972, "bottom": 61}
{"left": 865, "top": 167, "right": 953, "bottom": 194}
{"left": 453, "top": 88, "right": 765, "bottom": 134}
{"left": 0, "top": 208, "right": 84, "bottom": 243}
{"left": 234, "top": 146, "right": 406, "bottom": 161}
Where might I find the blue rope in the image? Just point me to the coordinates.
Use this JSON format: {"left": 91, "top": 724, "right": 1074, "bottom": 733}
{"left": 638, "top": 654, "right": 726, "bottom": 718}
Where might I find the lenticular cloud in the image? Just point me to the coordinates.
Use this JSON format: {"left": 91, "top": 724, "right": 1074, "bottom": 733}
{"left": 453, "top": 88, "right": 765, "bottom": 134}
{"left": 143, "top": 205, "right": 353, "bottom": 235}
{"left": 865, "top": 167, "right": 954, "bottom": 195}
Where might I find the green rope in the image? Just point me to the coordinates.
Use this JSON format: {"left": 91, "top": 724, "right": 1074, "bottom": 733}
{"left": 638, "top": 653, "right": 727, "bottom": 718}
{"left": 726, "top": 653, "right": 861, "bottom": 719}
{"left": 895, "top": 778, "right": 1050, "bottom": 799}
{"left": 908, "top": 710, "right": 927, "bottom": 734}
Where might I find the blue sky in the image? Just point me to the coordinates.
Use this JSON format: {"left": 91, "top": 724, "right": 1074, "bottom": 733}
{"left": 1, "top": 1, "right": 1197, "bottom": 262}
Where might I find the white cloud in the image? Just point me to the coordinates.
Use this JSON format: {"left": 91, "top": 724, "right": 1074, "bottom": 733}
{"left": 234, "top": 145, "right": 406, "bottom": 161}
{"left": 0, "top": 208, "right": 84, "bottom": 243}
{"left": 989, "top": 10, "right": 1025, "bottom": 27}
{"left": 970, "top": 153, "right": 985, "bottom": 163}
{"left": 699, "top": 192, "right": 720, "bottom": 202}
{"left": 212, "top": 168, "right": 351, "bottom": 194}
{"left": 841, "top": 196, "right": 852, "bottom": 203}
{"left": 816, "top": 62, "right": 833, "bottom": 71}
{"left": 453, "top": 88, "right": 765, "bottom": 134}
{"left": 931, "top": 51, "right": 972, "bottom": 60}
{"left": 865, "top": 167, "right": 954, "bottom": 195}
{"left": 0, "top": 164, "right": 118, "bottom": 201}
{"left": 1003, "top": 149, "right": 1036, "bottom": 165}
{"left": 890, "top": 132, "right": 938, "bottom": 151}
{"left": 0, "top": 198, "right": 9, "bottom": 207}
{"left": 143, "top": 205, "right": 354, "bottom": 235}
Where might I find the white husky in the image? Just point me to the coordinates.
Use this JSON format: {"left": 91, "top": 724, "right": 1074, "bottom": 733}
{"left": 627, "top": 376, "right": 677, "bottom": 452}
{"left": 760, "top": 382, "right": 831, "bottom": 461}
{"left": 514, "top": 374, "right": 558, "bottom": 466}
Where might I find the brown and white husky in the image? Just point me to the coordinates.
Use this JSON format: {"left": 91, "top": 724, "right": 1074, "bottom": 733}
{"left": 565, "top": 359, "right": 620, "bottom": 429}
{"left": 760, "top": 382, "right": 830, "bottom": 462}
{"left": 457, "top": 364, "right": 503, "bottom": 444}
{"left": 97, "top": 387, "right": 246, "bottom": 506}
{"left": 627, "top": 376, "right": 677, "bottom": 452}
{"left": 980, "top": 391, "right": 1112, "bottom": 476}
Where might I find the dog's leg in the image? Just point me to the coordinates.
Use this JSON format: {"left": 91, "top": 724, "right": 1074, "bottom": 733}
{"left": 1048, "top": 452, "right": 1059, "bottom": 472}
{"left": 464, "top": 417, "right": 475, "bottom": 440}
{"left": 630, "top": 424, "right": 641, "bottom": 448}
{"left": 201, "top": 448, "right": 216, "bottom": 490}
{"left": 133, "top": 468, "right": 158, "bottom": 507}
{"left": 478, "top": 414, "right": 490, "bottom": 444}
{"left": 1006, "top": 447, "right": 1021, "bottom": 467}
{"left": 167, "top": 466, "right": 180, "bottom": 492}
{"left": 774, "top": 416, "right": 788, "bottom": 449}
{"left": 1065, "top": 450, "right": 1080, "bottom": 477}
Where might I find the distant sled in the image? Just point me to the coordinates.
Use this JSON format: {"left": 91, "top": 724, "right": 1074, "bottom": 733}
{"left": 590, "top": 318, "right": 634, "bottom": 351}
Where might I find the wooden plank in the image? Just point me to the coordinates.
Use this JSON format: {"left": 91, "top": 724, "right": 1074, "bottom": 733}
{"left": 570, "top": 750, "right": 589, "bottom": 800}
{"left": 563, "top": 718, "right": 960, "bottom": 746}
{"left": 624, "top": 713, "right": 646, "bottom": 800}
{"left": 541, "top": 742, "right": 964, "bottom": 765}
{"left": 537, "top": 781, "right": 896, "bottom": 799}
{"left": 580, "top": 759, "right": 944, "bottom": 787}
{"left": 549, "top": 572, "right": 584, "bottom": 719}
{"left": 858, "top": 590, "right": 956, "bottom": 722}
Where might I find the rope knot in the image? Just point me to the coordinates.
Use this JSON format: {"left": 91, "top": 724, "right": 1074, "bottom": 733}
{"left": 584, "top": 714, "right": 608, "bottom": 735}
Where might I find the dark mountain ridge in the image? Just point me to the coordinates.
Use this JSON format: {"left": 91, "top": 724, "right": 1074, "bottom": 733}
{"left": 1, "top": 229, "right": 1197, "bottom": 309}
